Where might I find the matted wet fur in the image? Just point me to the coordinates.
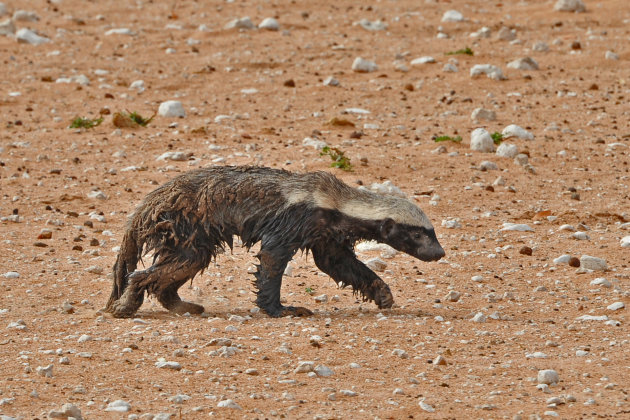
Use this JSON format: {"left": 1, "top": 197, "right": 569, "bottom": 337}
{"left": 105, "top": 166, "right": 445, "bottom": 318}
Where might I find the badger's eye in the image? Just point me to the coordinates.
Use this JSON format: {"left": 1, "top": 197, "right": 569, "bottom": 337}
{"left": 412, "top": 232, "right": 422, "bottom": 240}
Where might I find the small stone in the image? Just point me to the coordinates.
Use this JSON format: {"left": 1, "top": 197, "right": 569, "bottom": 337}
{"left": 0, "top": 18, "right": 15, "bottom": 36}
{"left": 129, "top": 80, "right": 145, "bottom": 92}
{"left": 392, "top": 349, "right": 409, "bottom": 359}
{"left": 340, "top": 390, "right": 358, "bottom": 397}
{"left": 410, "top": 56, "right": 436, "bottom": 65}
{"left": 500, "top": 223, "right": 534, "bottom": 232}
{"left": 258, "top": 17, "right": 279, "bottom": 30}
{"left": 471, "top": 312, "right": 486, "bottom": 323}
{"left": 470, "top": 64, "right": 505, "bottom": 80}
{"left": 352, "top": 57, "right": 377, "bottom": 73}
{"left": 471, "top": 108, "right": 496, "bottom": 121}
{"left": 303, "top": 137, "right": 327, "bottom": 150}
{"left": 3, "top": 271, "right": 19, "bottom": 279}
{"left": 36, "top": 365, "right": 53, "bottom": 378}
{"left": 105, "top": 28, "right": 134, "bottom": 36}
{"left": 49, "top": 403, "right": 83, "bottom": 420}
{"left": 225, "top": 17, "right": 254, "bottom": 30}
{"left": 607, "top": 302, "right": 624, "bottom": 311}
{"left": 444, "top": 291, "right": 461, "bottom": 302}
{"left": 16, "top": 28, "right": 50, "bottom": 45}
{"left": 13, "top": 10, "right": 39, "bottom": 22}
{"left": 158, "top": 100, "right": 186, "bottom": 118}
{"left": 497, "top": 26, "right": 517, "bottom": 41}
{"left": 605, "top": 51, "right": 619, "bottom": 61}
{"left": 84, "top": 266, "right": 103, "bottom": 274}
{"left": 433, "top": 355, "right": 447, "bottom": 366}
{"left": 519, "top": 246, "right": 533, "bottom": 256}
{"left": 538, "top": 369, "right": 560, "bottom": 385}
{"left": 155, "top": 361, "right": 182, "bottom": 370}
{"left": 554, "top": 0, "right": 586, "bottom": 13}
{"left": 323, "top": 76, "right": 339, "bottom": 87}
{"left": 442, "top": 10, "right": 464, "bottom": 22}
{"left": 572, "top": 231, "right": 590, "bottom": 240}
{"left": 217, "top": 399, "right": 242, "bottom": 410}
{"left": 470, "top": 128, "right": 495, "bottom": 153}
{"left": 620, "top": 236, "right": 630, "bottom": 248}
{"left": 283, "top": 79, "right": 296, "bottom": 87}
{"left": 480, "top": 161, "right": 498, "bottom": 171}
{"left": 514, "top": 154, "right": 529, "bottom": 166}
{"left": 579, "top": 255, "right": 607, "bottom": 271}
{"left": 568, "top": 257, "right": 581, "bottom": 267}
{"left": 496, "top": 143, "right": 519, "bottom": 158}
{"left": 354, "top": 19, "right": 387, "bottom": 31}
{"left": 314, "top": 294, "right": 328, "bottom": 303}
{"left": 294, "top": 361, "right": 315, "bottom": 373}
{"left": 245, "top": 368, "right": 259, "bottom": 376}
{"left": 314, "top": 365, "right": 334, "bottom": 377}
{"left": 156, "top": 151, "right": 191, "bottom": 161}
{"left": 502, "top": 124, "right": 534, "bottom": 140}
{"left": 105, "top": 400, "right": 131, "bottom": 413}
{"left": 419, "top": 400, "right": 435, "bottom": 412}
{"left": 533, "top": 41, "right": 550, "bottom": 52}
{"left": 365, "top": 258, "right": 387, "bottom": 272}
{"left": 590, "top": 277, "right": 612, "bottom": 288}
{"left": 507, "top": 57, "right": 539, "bottom": 71}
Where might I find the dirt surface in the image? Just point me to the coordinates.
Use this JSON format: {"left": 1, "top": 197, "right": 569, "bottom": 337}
{"left": 1, "top": 0, "right": 629, "bottom": 418}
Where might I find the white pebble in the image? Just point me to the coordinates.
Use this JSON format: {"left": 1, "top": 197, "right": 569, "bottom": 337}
{"left": 470, "top": 128, "right": 495, "bottom": 152}
{"left": 3, "top": 271, "right": 19, "bottom": 279}
{"left": 538, "top": 369, "right": 560, "bottom": 385}
{"left": 129, "top": 80, "right": 145, "bottom": 92}
{"left": 340, "top": 390, "right": 357, "bottom": 397}
{"left": 442, "top": 10, "right": 464, "bottom": 22}
{"left": 572, "top": 232, "right": 590, "bottom": 240}
{"left": 419, "top": 400, "right": 435, "bottom": 412}
{"left": 479, "top": 161, "right": 498, "bottom": 171}
{"left": 158, "top": 100, "right": 186, "bottom": 118}
{"left": 620, "top": 236, "right": 630, "bottom": 248}
{"left": 507, "top": 57, "right": 539, "bottom": 70}
{"left": 605, "top": 51, "right": 619, "bottom": 60}
{"left": 224, "top": 17, "right": 254, "bottom": 30}
{"left": 0, "top": 19, "right": 15, "bottom": 36}
{"left": 500, "top": 223, "right": 534, "bottom": 232}
{"left": 105, "top": 400, "right": 131, "bottom": 413}
{"left": 533, "top": 41, "right": 549, "bottom": 52}
{"left": 302, "top": 137, "right": 327, "bottom": 150}
{"left": 580, "top": 255, "right": 607, "bottom": 271}
{"left": 554, "top": 0, "right": 586, "bottom": 13}
{"left": 410, "top": 56, "right": 436, "bottom": 65}
{"left": 590, "top": 278, "right": 611, "bottom": 288}
{"left": 294, "top": 361, "right": 315, "bottom": 373}
{"left": 471, "top": 312, "right": 486, "bottom": 323}
{"left": 365, "top": 258, "right": 387, "bottom": 272}
{"left": 16, "top": 28, "right": 50, "bottom": 45}
{"left": 155, "top": 361, "right": 182, "bottom": 370}
{"left": 553, "top": 254, "right": 572, "bottom": 264}
{"left": 470, "top": 64, "right": 505, "bottom": 80}
{"left": 471, "top": 108, "right": 496, "bottom": 121}
{"left": 496, "top": 143, "right": 519, "bottom": 158}
{"left": 497, "top": 26, "right": 516, "bottom": 41}
{"left": 314, "top": 365, "right": 334, "bottom": 377}
{"left": 352, "top": 57, "right": 378, "bottom": 73}
{"left": 217, "top": 399, "right": 242, "bottom": 409}
{"left": 105, "top": 28, "right": 134, "bottom": 36}
{"left": 258, "top": 17, "right": 279, "bottom": 30}
{"left": 607, "top": 302, "right": 624, "bottom": 311}
{"left": 13, "top": 10, "right": 39, "bottom": 22}
{"left": 502, "top": 124, "right": 534, "bottom": 141}
{"left": 354, "top": 19, "right": 387, "bottom": 31}
{"left": 323, "top": 76, "right": 339, "bottom": 87}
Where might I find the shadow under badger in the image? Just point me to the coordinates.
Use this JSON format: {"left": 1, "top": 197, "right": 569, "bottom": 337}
{"left": 105, "top": 166, "right": 445, "bottom": 318}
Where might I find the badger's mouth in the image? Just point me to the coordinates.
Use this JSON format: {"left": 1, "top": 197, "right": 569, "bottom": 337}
{"left": 417, "top": 247, "right": 446, "bottom": 262}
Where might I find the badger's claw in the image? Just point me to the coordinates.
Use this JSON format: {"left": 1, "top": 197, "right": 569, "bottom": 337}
{"left": 264, "top": 305, "right": 313, "bottom": 317}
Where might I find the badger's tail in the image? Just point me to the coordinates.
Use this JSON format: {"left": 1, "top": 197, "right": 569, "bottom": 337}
{"left": 104, "top": 229, "right": 140, "bottom": 312}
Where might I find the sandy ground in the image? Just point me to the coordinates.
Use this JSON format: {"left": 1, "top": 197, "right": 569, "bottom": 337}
{"left": 0, "top": 0, "right": 629, "bottom": 418}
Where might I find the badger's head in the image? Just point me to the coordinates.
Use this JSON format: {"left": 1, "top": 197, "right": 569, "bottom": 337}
{"left": 375, "top": 196, "right": 445, "bottom": 262}
{"left": 341, "top": 193, "right": 446, "bottom": 262}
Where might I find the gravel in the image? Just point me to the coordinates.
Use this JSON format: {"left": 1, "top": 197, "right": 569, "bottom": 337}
{"left": 158, "top": 100, "right": 186, "bottom": 118}
{"left": 352, "top": 57, "right": 377, "bottom": 73}
{"left": 470, "top": 128, "right": 495, "bottom": 152}
{"left": 538, "top": 369, "right": 560, "bottom": 385}
{"left": 470, "top": 64, "right": 505, "bottom": 80}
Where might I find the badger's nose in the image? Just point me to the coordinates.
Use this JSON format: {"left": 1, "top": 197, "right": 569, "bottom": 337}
{"left": 433, "top": 247, "right": 446, "bottom": 261}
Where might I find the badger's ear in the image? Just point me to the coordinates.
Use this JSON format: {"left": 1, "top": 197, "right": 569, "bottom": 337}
{"left": 379, "top": 218, "right": 396, "bottom": 238}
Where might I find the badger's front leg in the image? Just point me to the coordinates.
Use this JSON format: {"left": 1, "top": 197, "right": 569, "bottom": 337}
{"left": 254, "top": 246, "right": 313, "bottom": 317}
{"left": 312, "top": 242, "right": 394, "bottom": 309}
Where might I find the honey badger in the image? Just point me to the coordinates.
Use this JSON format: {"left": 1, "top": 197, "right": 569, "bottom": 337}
{"left": 105, "top": 166, "right": 445, "bottom": 318}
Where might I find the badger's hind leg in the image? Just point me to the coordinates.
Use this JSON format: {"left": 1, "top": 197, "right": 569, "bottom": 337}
{"left": 110, "top": 261, "right": 205, "bottom": 318}
{"left": 254, "top": 246, "right": 312, "bottom": 317}
{"left": 312, "top": 242, "right": 394, "bottom": 309}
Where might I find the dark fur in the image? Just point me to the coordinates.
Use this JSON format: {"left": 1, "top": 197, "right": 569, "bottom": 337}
{"left": 105, "top": 166, "right": 444, "bottom": 318}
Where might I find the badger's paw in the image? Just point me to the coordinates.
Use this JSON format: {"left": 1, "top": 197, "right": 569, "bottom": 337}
{"left": 373, "top": 282, "right": 394, "bottom": 309}
{"left": 109, "top": 300, "right": 138, "bottom": 318}
{"left": 264, "top": 305, "right": 314, "bottom": 318}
